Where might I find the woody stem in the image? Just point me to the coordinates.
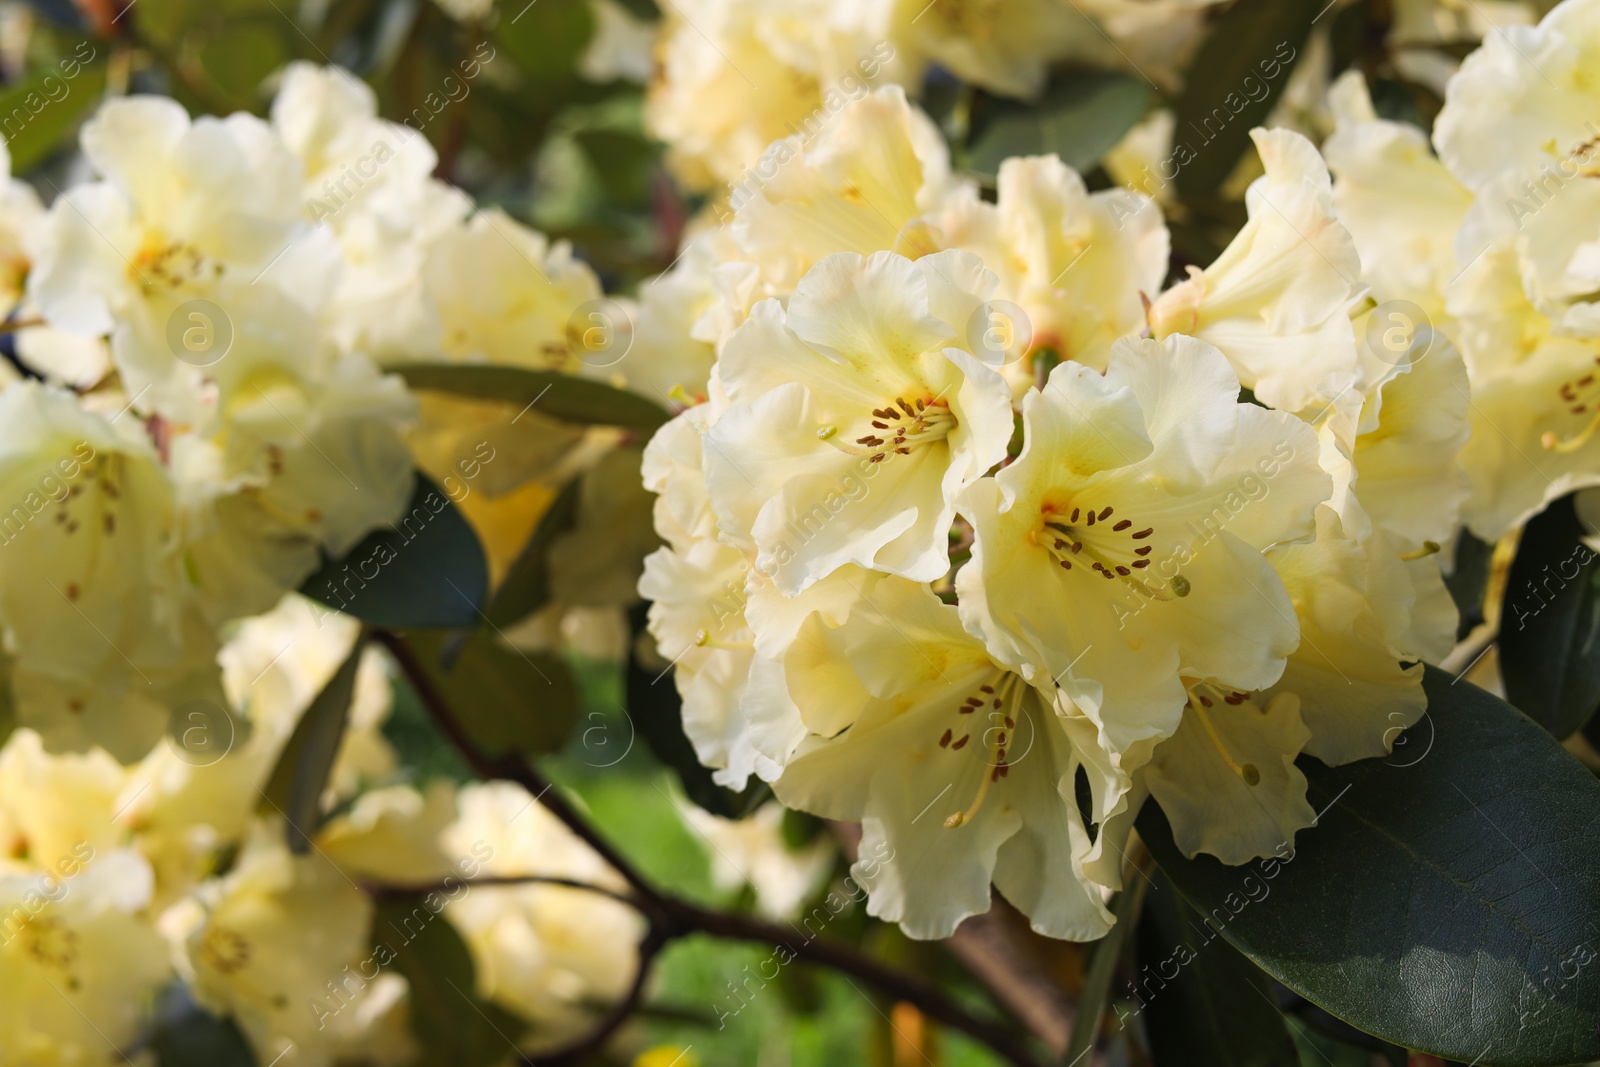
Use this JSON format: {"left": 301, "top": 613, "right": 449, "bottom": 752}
{"left": 376, "top": 628, "right": 1049, "bottom": 1067}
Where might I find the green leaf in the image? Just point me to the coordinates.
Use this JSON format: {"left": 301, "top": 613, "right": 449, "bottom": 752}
{"left": 484, "top": 476, "right": 582, "bottom": 629}
{"left": 1498, "top": 494, "right": 1600, "bottom": 738}
{"left": 490, "top": 0, "right": 594, "bottom": 88}
{"left": 260, "top": 635, "right": 364, "bottom": 853}
{"left": 0, "top": 50, "right": 106, "bottom": 173}
{"left": 1447, "top": 526, "right": 1495, "bottom": 642}
{"left": 372, "top": 895, "right": 527, "bottom": 1066}
{"left": 1141, "top": 666, "right": 1600, "bottom": 1066}
{"left": 1132, "top": 869, "right": 1298, "bottom": 1067}
{"left": 1172, "top": 0, "right": 1315, "bottom": 197}
{"left": 965, "top": 70, "right": 1150, "bottom": 179}
{"left": 393, "top": 363, "right": 670, "bottom": 433}
{"left": 197, "top": 21, "right": 290, "bottom": 105}
{"left": 401, "top": 630, "right": 579, "bottom": 761}
{"left": 298, "top": 472, "right": 489, "bottom": 630}
{"left": 149, "top": 982, "right": 257, "bottom": 1067}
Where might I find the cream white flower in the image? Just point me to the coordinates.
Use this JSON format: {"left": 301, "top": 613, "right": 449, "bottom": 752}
{"left": 0, "top": 138, "right": 42, "bottom": 321}
{"left": 939, "top": 153, "right": 1168, "bottom": 377}
{"left": 444, "top": 780, "right": 645, "bottom": 1051}
{"left": 704, "top": 249, "right": 1012, "bottom": 593}
{"left": 1434, "top": 0, "right": 1600, "bottom": 333}
{"left": 30, "top": 95, "right": 320, "bottom": 344}
{"left": 678, "top": 800, "right": 833, "bottom": 919}
{"left": 177, "top": 823, "right": 379, "bottom": 1067}
{"left": 0, "top": 382, "right": 221, "bottom": 759}
{"left": 726, "top": 84, "right": 955, "bottom": 298}
{"left": 891, "top": 0, "right": 1111, "bottom": 99}
{"left": 271, "top": 62, "right": 471, "bottom": 361}
{"left": 580, "top": 0, "right": 658, "bottom": 84}
{"left": 645, "top": 0, "right": 885, "bottom": 191}
{"left": 956, "top": 334, "right": 1329, "bottom": 767}
{"left": 1324, "top": 71, "right": 1473, "bottom": 321}
{"left": 769, "top": 578, "right": 1129, "bottom": 940}
{"left": 0, "top": 848, "right": 171, "bottom": 1063}
{"left": 423, "top": 208, "right": 605, "bottom": 373}
{"left": 1148, "top": 128, "right": 1366, "bottom": 416}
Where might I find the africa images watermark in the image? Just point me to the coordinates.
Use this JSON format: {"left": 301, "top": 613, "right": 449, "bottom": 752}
{"left": 0, "top": 440, "right": 99, "bottom": 547}
{"left": 0, "top": 840, "right": 96, "bottom": 946}
{"left": 0, "top": 42, "right": 97, "bottom": 142}
{"left": 1122, "top": 40, "right": 1297, "bottom": 204}
{"left": 1505, "top": 539, "right": 1596, "bottom": 631}
{"left": 1114, "top": 840, "right": 1296, "bottom": 1031}
{"left": 307, "top": 485, "right": 455, "bottom": 625}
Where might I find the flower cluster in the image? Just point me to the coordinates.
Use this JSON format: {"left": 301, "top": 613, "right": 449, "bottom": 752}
{"left": 0, "top": 595, "right": 644, "bottom": 1066}
{"left": 640, "top": 83, "right": 1468, "bottom": 938}
{"left": 644, "top": 0, "right": 1234, "bottom": 194}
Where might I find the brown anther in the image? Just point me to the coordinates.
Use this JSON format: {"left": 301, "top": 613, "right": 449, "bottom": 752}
{"left": 1116, "top": 565, "right": 1131, "bottom": 576}
{"left": 940, "top": 729, "right": 953, "bottom": 748}
{"left": 1113, "top": 519, "right": 1132, "bottom": 531}
{"left": 1132, "top": 527, "right": 1153, "bottom": 539}
{"left": 1132, "top": 559, "right": 1150, "bottom": 568}
{"left": 1070, "top": 508, "right": 1080, "bottom": 522}
{"left": 1087, "top": 511, "right": 1096, "bottom": 526}
{"left": 1135, "top": 545, "right": 1152, "bottom": 556}
{"left": 952, "top": 735, "right": 970, "bottom": 750}
{"left": 1099, "top": 507, "right": 1113, "bottom": 521}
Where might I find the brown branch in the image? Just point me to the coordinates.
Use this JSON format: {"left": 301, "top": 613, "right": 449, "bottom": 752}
{"left": 377, "top": 628, "right": 1048, "bottom": 1067}
{"left": 368, "top": 874, "right": 639, "bottom": 908}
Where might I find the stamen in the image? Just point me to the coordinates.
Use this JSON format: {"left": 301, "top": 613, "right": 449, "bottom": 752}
{"left": 1399, "top": 541, "right": 1441, "bottom": 561}
{"left": 1189, "top": 692, "right": 1260, "bottom": 787}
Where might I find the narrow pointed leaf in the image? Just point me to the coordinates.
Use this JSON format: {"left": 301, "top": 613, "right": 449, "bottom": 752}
{"left": 394, "top": 363, "right": 670, "bottom": 432}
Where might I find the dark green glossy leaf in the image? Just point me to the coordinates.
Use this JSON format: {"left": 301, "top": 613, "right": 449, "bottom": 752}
{"left": 1498, "top": 494, "right": 1600, "bottom": 738}
{"left": 484, "top": 476, "right": 582, "bottom": 629}
{"left": 490, "top": 0, "right": 594, "bottom": 88}
{"left": 966, "top": 70, "right": 1150, "bottom": 179}
{"left": 298, "top": 472, "right": 489, "bottom": 630}
{"left": 1141, "top": 666, "right": 1600, "bottom": 1066}
{"left": 149, "top": 982, "right": 256, "bottom": 1067}
{"left": 393, "top": 363, "right": 670, "bottom": 432}
{"left": 1447, "top": 527, "right": 1495, "bottom": 642}
{"left": 402, "top": 630, "right": 578, "bottom": 761}
{"left": 1132, "top": 870, "right": 1297, "bottom": 1067}
{"left": 0, "top": 49, "right": 106, "bottom": 173}
{"left": 372, "top": 895, "right": 526, "bottom": 1066}
{"left": 261, "top": 636, "right": 364, "bottom": 853}
{"left": 1173, "top": 0, "right": 1314, "bottom": 197}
